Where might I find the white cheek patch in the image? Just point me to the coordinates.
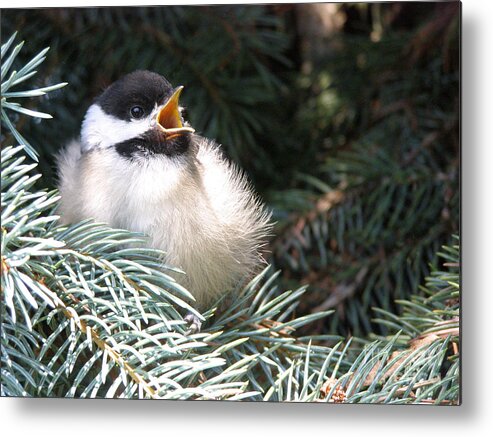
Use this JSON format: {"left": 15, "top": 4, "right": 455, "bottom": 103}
{"left": 80, "top": 104, "right": 157, "bottom": 152}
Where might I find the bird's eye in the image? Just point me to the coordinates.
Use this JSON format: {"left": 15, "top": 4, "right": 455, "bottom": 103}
{"left": 130, "top": 105, "right": 145, "bottom": 119}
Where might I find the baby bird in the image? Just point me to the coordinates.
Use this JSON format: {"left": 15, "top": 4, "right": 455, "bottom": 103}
{"left": 57, "top": 70, "right": 271, "bottom": 327}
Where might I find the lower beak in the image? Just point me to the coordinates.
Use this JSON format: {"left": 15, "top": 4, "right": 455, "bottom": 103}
{"left": 156, "top": 86, "right": 195, "bottom": 138}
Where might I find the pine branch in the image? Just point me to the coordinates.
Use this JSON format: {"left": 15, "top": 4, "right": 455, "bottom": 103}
{"left": 269, "top": 8, "right": 459, "bottom": 336}
{"left": 316, "top": 238, "right": 460, "bottom": 404}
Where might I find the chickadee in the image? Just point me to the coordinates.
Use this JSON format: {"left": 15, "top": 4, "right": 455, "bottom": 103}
{"left": 57, "top": 70, "right": 272, "bottom": 329}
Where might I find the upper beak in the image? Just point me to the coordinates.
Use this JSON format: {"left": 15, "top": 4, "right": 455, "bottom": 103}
{"left": 156, "top": 86, "right": 195, "bottom": 138}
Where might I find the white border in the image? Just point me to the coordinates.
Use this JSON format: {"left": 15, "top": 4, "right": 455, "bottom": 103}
{"left": 2, "top": 1, "right": 492, "bottom": 436}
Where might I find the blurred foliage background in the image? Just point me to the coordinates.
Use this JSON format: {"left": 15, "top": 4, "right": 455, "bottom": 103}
{"left": 1, "top": 2, "right": 460, "bottom": 339}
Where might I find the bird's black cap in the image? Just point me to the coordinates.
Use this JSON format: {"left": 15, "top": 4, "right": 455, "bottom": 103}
{"left": 97, "top": 70, "right": 174, "bottom": 121}
{"left": 93, "top": 70, "right": 194, "bottom": 160}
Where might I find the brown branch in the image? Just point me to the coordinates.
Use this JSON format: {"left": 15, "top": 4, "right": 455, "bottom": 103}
{"left": 311, "top": 266, "right": 369, "bottom": 313}
{"left": 59, "top": 305, "right": 157, "bottom": 398}
{"left": 11, "top": 265, "right": 158, "bottom": 398}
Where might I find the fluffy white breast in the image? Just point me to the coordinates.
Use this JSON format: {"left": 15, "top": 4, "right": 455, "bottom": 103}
{"left": 57, "top": 138, "right": 271, "bottom": 309}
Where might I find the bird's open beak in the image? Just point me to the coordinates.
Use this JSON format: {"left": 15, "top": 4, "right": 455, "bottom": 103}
{"left": 156, "top": 86, "right": 195, "bottom": 138}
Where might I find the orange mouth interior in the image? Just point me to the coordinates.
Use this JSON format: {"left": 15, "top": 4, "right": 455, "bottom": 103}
{"left": 156, "top": 86, "right": 195, "bottom": 137}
